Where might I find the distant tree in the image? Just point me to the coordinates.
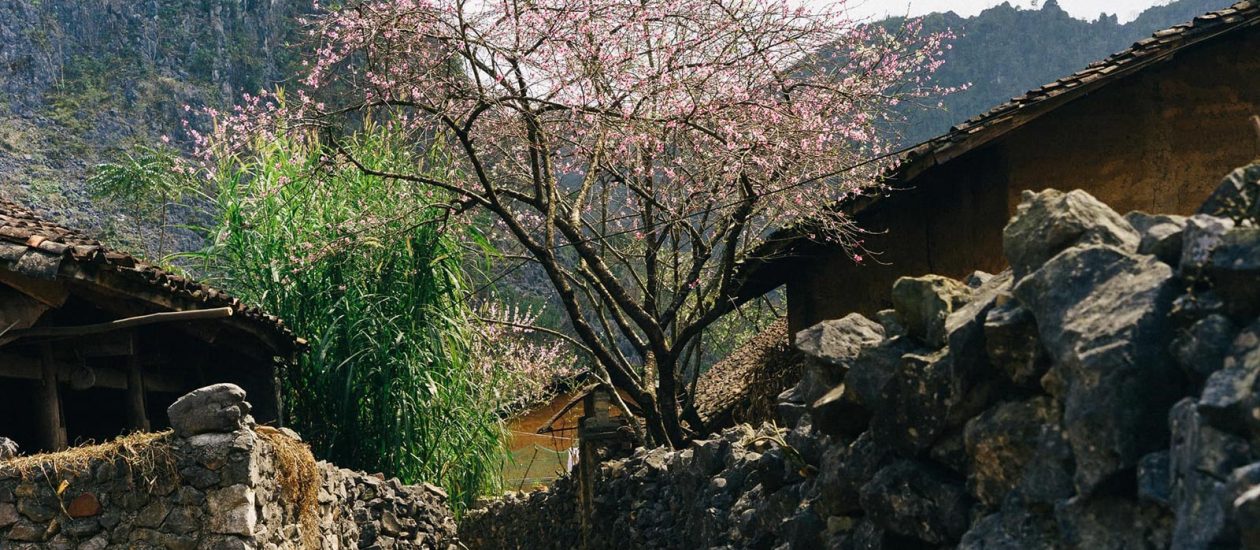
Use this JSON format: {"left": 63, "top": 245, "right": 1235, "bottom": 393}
{"left": 204, "top": 0, "right": 953, "bottom": 446}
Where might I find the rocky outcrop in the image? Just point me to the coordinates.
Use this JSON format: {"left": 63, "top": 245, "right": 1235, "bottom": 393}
{"left": 460, "top": 163, "right": 1260, "bottom": 549}
{"left": 0, "top": 385, "right": 457, "bottom": 549}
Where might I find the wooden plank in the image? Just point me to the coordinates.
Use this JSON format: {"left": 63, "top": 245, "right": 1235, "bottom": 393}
{"left": 126, "top": 350, "right": 150, "bottom": 432}
{"left": 37, "top": 344, "right": 67, "bottom": 451}
{"left": 4, "top": 307, "right": 233, "bottom": 341}
{"left": 0, "top": 353, "right": 189, "bottom": 393}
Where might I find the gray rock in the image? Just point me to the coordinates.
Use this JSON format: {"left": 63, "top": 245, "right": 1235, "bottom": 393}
{"left": 874, "top": 309, "right": 906, "bottom": 339}
{"left": 983, "top": 301, "right": 1048, "bottom": 388}
{"left": 811, "top": 384, "right": 869, "bottom": 438}
{"left": 167, "top": 383, "right": 254, "bottom": 438}
{"left": 1197, "top": 162, "right": 1260, "bottom": 222}
{"left": 963, "top": 396, "right": 1060, "bottom": 507}
{"left": 869, "top": 350, "right": 952, "bottom": 455}
{"left": 860, "top": 460, "right": 971, "bottom": 545}
{"left": 1002, "top": 188, "right": 1139, "bottom": 281}
{"left": 1172, "top": 314, "right": 1238, "bottom": 382}
{"left": 1014, "top": 244, "right": 1180, "bottom": 494}
{"left": 795, "top": 314, "right": 887, "bottom": 371}
{"left": 1198, "top": 320, "right": 1260, "bottom": 434}
{"left": 1169, "top": 398, "right": 1251, "bottom": 549}
{"left": 890, "top": 275, "right": 972, "bottom": 348}
{"left": 815, "top": 432, "right": 893, "bottom": 517}
{"left": 959, "top": 505, "right": 1058, "bottom": 550}
{"left": 1138, "top": 451, "right": 1172, "bottom": 508}
{"left": 1179, "top": 214, "right": 1235, "bottom": 278}
{"left": 942, "top": 271, "right": 1014, "bottom": 426}
{"left": 1055, "top": 495, "right": 1172, "bottom": 550}
{"left": 785, "top": 314, "right": 887, "bottom": 420}
{"left": 838, "top": 336, "right": 924, "bottom": 419}
{"left": 1128, "top": 211, "right": 1187, "bottom": 265}
{"left": 1202, "top": 227, "right": 1260, "bottom": 318}
{"left": 1232, "top": 463, "right": 1260, "bottom": 549}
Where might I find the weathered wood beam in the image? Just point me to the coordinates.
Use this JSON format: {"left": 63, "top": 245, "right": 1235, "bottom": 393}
{"left": 1, "top": 307, "right": 232, "bottom": 343}
{"left": 36, "top": 344, "right": 67, "bottom": 451}
{"left": 0, "top": 353, "right": 189, "bottom": 393}
{"left": 126, "top": 351, "right": 150, "bottom": 432}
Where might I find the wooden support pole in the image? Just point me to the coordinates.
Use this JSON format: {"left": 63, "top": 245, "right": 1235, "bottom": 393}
{"left": 126, "top": 348, "right": 150, "bottom": 432}
{"left": 36, "top": 344, "right": 67, "bottom": 451}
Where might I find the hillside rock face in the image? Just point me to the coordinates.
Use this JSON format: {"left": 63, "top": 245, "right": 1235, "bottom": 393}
{"left": 0, "top": 0, "right": 311, "bottom": 255}
{"left": 461, "top": 164, "right": 1260, "bottom": 549}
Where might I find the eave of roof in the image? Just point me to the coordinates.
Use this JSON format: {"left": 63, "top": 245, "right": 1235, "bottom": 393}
{"left": 732, "top": 0, "right": 1260, "bottom": 298}
{"left": 0, "top": 199, "right": 303, "bottom": 355}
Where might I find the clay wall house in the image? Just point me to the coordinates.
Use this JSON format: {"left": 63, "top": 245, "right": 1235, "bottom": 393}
{"left": 0, "top": 200, "right": 302, "bottom": 454}
{"left": 735, "top": 1, "right": 1260, "bottom": 335}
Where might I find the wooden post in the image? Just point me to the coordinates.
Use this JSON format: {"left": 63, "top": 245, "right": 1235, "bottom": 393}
{"left": 126, "top": 350, "right": 150, "bottom": 432}
{"left": 36, "top": 344, "right": 67, "bottom": 451}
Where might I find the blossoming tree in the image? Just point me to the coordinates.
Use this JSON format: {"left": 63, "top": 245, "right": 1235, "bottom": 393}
{"left": 229, "top": 0, "right": 951, "bottom": 446}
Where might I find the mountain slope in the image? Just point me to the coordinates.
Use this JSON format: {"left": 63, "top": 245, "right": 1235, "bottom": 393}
{"left": 0, "top": 0, "right": 310, "bottom": 253}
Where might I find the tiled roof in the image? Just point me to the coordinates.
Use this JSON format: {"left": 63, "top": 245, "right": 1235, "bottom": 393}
{"left": 892, "top": 0, "right": 1260, "bottom": 182}
{"left": 0, "top": 199, "right": 301, "bottom": 352}
{"left": 693, "top": 319, "right": 802, "bottom": 429}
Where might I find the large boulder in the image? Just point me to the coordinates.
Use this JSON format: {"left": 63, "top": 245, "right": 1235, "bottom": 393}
{"left": 983, "top": 301, "right": 1049, "bottom": 388}
{"left": 814, "top": 432, "right": 894, "bottom": 517}
{"left": 1002, "top": 189, "right": 1139, "bottom": 281}
{"left": 167, "top": 383, "right": 255, "bottom": 438}
{"left": 1202, "top": 228, "right": 1260, "bottom": 318}
{"left": 1198, "top": 162, "right": 1260, "bottom": 222}
{"left": 859, "top": 459, "right": 971, "bottom": 545}
{"left": 1197, "top": 320, "right": 1260, "bottom": 436}
{"left": 890, "top": 275, "right": 972, "bottom": 348}
{"left": 783, "top": 314, "right": 886, "bottom": 425}
{"left": 1179, "top": 214, "right": 1235, "bottom": 278}
{"left": 1171, "top": 314, "right": 1238, "bottom": 383}
{"left": 963, "top": 396, "right": 1060, "bottom": 507}
{"left": 1013, "top": 244, "right": 1181, "bottom": 494}
{"left": 1055, "top": 495, "right": 1172, "bottom": 550}
{"left": 869, "top": 350, "right": 953, "bottom": 455}
{"left": 1126, "top": 212, "right": 1187, "bottom": 266}
{"left": 1169, "top": 399, "right": 1253, "bottom": 549}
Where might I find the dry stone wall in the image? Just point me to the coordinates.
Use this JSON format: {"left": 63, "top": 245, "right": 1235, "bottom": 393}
{"left": 461, "top": 162, "right": 1260, "bottom": 549}
{"left": 0, "top": 384, "right": 456, "bottom": 549}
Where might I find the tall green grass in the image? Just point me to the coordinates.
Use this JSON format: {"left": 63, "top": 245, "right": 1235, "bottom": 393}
{"left": 184, "top": 123, "right": 505, "bottom": 510}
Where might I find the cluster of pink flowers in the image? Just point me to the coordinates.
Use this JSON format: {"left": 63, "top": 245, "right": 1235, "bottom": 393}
{"left": 470, "top": 301, "right": 578, "bottom": 408}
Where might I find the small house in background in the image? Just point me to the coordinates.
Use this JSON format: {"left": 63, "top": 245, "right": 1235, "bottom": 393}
{"left": 0, "top": 199, "right": 302, "bottom": 454}
{"left": 736, "top": 1, "right": 1260, "bottom": 335}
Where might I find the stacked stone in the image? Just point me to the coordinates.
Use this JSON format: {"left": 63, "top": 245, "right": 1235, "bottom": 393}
{"left": 1, "top": 383, "right": 458, "bottom": 549}
{"left": 316, "top": 466, "right": 457, "bottom": 549}
{"left": 787, "top": 166, "right": 1260, "bottom": 548}
{"left": 460, "top": 163, "right": 1260, "bottom": 549}
{"left": 458, "top": 477, "right": 582, "bottom": 549}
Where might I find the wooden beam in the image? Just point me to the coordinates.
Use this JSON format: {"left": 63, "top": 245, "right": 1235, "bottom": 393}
{"left": 126, "top": 351, "right": 150, "bottom": 432}
{"left": 1, "top": 307, "right": 233, "bottom": 344}
{"left": 0, "top": 353, "right": 189, "bottom": 393}
{"left": 36, "top": 344, "right": 67, "bottom": 451}
{"left": 0, "top": 269, "right": 68, "bottom": 308}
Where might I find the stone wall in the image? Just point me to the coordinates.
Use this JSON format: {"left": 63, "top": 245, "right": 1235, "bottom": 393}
{"left": 460, "top": 163, "right": 1260, "bottom": 549}
{"left": 0, "top": 385, "right": 456, "bottom": 549}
